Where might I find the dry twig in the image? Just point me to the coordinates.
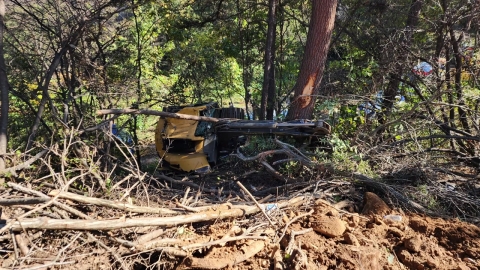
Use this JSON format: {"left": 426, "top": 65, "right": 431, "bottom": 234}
{"left": 236, "top": 181, "right": 276, "bottom": 226}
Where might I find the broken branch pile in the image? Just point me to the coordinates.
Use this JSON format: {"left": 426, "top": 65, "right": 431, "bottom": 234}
{"left": 1, "top": 169, "right": 479, "bottom": 270}
{"left": 0, "top": 172, "right": 353, "bottom": 269}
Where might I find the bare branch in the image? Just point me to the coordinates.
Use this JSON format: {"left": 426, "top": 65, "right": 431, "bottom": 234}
{"left": 96, "top": 108, "right": 221, "bottom": 122}
{"left": 48, "top": 190, "right": 180, "bottom": 215}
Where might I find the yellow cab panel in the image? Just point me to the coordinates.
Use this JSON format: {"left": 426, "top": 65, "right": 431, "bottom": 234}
{"left": 155, "top": 104, "right": 211, "bottom": 174}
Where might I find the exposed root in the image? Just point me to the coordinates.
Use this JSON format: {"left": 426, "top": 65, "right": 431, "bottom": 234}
{"left": 184, "top": 241, "right": 265, "bottom": 269}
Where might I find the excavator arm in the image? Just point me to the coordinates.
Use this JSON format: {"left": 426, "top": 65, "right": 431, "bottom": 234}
{"left": 214, "top": 119, "right": 330, "bottom": 136}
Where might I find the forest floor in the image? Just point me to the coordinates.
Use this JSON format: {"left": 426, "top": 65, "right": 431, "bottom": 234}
{"left": 136, "top": 151, "right": 480, "bottom": 270}
{"left": 1, "top": 146, "right": 479, "bottom": 270}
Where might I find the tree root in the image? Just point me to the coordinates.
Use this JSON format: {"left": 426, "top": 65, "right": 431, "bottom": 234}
{"left": 184, "top": 240, "right": 265, "bottom": 269}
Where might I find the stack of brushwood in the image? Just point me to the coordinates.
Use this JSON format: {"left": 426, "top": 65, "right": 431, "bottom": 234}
{"left": 0, "top": 171, "right": 355, "bottom": 269}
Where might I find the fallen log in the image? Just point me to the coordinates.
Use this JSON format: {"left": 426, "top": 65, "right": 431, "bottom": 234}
{"left": 7, "top": 207, "right": 253, "bottom": 231}
{"left": 7, "top": 196, "right": 305, "bottom": 231}
{"left": 48, "top": 190, "right": 180, "bottom": 215}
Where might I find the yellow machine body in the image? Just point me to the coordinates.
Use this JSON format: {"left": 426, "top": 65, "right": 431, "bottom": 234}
{"left": 154, "top": 102, "right": 331, "bottom": 174}
{"left": 154, "top": 105, "right": 211, "bottom": 173}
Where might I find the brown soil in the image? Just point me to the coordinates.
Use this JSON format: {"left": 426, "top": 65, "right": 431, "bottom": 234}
{"left": 162, "top": 195, "right": 480, "bottom": 270}
{"left": 205, "top": 196, "right": 480, "bottom": 270}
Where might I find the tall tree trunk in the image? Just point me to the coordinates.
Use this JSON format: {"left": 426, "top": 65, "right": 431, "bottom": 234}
{"left": 260, "top": 0, "right": 277, "bottom": 120}
{"left": 266, "top": 37, "right": 276, "bottom": 120}
{"left": 0, "top": 0, "right": 9, "bottom": 174}
{"left": 132, "top": 0, "right": 142, "bottom": 167}
{"left": 237, "top": 0, "right": 253, "bottom": 120}
{"left": 286, "top": 0, "right": 337, "bottom": 120}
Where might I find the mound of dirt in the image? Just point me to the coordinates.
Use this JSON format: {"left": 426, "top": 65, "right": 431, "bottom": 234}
{"left": 271, "top": 195, "right": 480, "bottom": 270}
{"left": 172, "top": 193, "right": 480, "bottom": 270}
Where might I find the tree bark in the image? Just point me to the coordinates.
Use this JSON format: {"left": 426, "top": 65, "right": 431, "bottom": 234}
{"left": 0, "top": 0, "right": 8, "bottom": 175}
{"left": 286, "top": 0, "right": 337, "bottom": 120}
{"left": 260, "top": 0, "right": 277, "bottom": 120}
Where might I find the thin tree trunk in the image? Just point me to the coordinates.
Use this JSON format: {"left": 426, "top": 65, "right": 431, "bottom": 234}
{"left": 286, "top": 0, "right": 337, "bottom": 120}
{"left": 266, "top": 41, "right": 276, "bottom": 120}
{"left": 132, "top": 0, "right": 142, "bottom": 167}
{"left": 380, "top": 0, "right": 422, "bottom": 124}
{"left": 449, "top": 26, "right": 471, "bottom": 135}
{"left": 237, "top": 0, "right": 252, "bottom": 120}
{"left": 0, "top": 0, "right": 9, "bottom": 174}
{"left": 26, "top": 23, "right": 87, "bottom": 149}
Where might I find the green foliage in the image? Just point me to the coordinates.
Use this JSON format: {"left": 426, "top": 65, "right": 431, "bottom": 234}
{"left": 335, "top": 105, "right": 365, "bottom": 139}
{"left": 242, "top": 135, "right": 277, "bottom": 156}
{"left": 315, "top": 99, "right": 366, "bottom": 139}
{"left": 279, "top": 160, "right": 301, "bottom": 179}
{"left": 316, "top": 134, "right": 374, "bottom": 176}
{"left": 415, "top": 185, "right": 441, "bottom": 211}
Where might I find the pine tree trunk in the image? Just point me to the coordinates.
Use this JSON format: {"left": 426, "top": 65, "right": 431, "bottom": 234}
{"left": 286, "top": 0, "right": 337, "bottom": 120}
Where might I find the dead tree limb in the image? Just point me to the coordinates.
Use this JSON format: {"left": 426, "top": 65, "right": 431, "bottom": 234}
{"left": 7, "top": 196, "right": 306, "bottom": 231}
{"left": 389, "top": 134, "right": 480, "bottom": 146}
{"left": 352, "top": 173, "right": 432, "bottom": 214}
{"left": 48, "top": 190, "right": 180, "bottom": 215}
{"left": 236, "top": 181, "right": 275, "bottom": 226}
{"left": 96, "top": 108, "right": 221, "bottom": 123}
{"left": 0, "top": 197, "right": 49, "bottom": 206}
{"left": 0, "top": 149, "right": 49, "bottom": 177}
{"left": 8, "top": 208, "right": 254, "bottom": 231}
{"left": 232, "top": 148, "right": 290, "bottom": 182}
{"left": 7, "top": 182, "right": 90, "bottom": 220}
{"left": 275, "top": 210, "right": 314, "bottom": 245}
